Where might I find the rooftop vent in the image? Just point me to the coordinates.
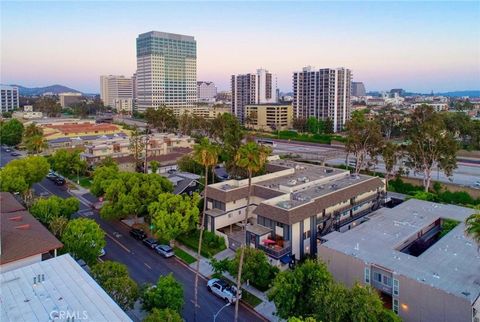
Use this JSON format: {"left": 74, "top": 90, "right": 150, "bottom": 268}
{"left": 277, "top": 201, "right": 292, "bottom": 209}
{"left": 325, "top": 169, "right": 334, "bottom": 173}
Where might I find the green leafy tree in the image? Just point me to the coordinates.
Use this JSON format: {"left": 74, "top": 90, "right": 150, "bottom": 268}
{"left": 30, "top": 196, "right": 79, "bottom": 225}
{"left": 99, "top": 172, "right": 173, "bottom": 221}
{"left": 233, "top": 141, "right": 270, "bottom": 321}
{"left": 97, "top": 156, "right": 119, "bottom": 170}
{"left": 61, "top": 218, "right": 105, "bottom": 265}
{"left": 92, "top": 261, "right": 138, "bottom": 310}
{"left": 192, "top": 137, "right": 219, "bottom": 320}
{"left": 24, "top": 123, "right": 43, "bottom": 138}
{"left": 0, "top": 118, "right": 24, "bottom": 146}
{"left": 405, "top": 105, "right": 458, "bottom": 191}
{"left": 144, "top": 308, "right": 183, "bottom": 322}
{"left": 312, "top": 281, "right": 349, "bottom": 322}
{"left": 209, "top": 257, "right": 232, "bottom": 278}
{"left": 177, "top": 155, "right": 204, "bottom": 175}
{"left": 306, "top": 117, "right": 319, "bottom": 134}
{"left": 382, "top": 141, "right": 402, "bottom": 191}
{"left": 148, "top": 193, "right": 200, "bottom": 243}
{"left": 288, "top": 317, "right": 317, "bottom": 322}
{"left": 324, "top": 117, "right": 334, "bottom": 134}
{"left": 90, "top": 165, "right": 120, "bottom": 197}
{"left": 0, "top": 156, "right": 49, "bottom": 201}
{"left": 292, "top": 117, "right": 308, "bottom": 133}
{"left": 375, "top": 106, "right": 405, "bottom": 139}
{"left": 141, "top": 273, "right": 184, "bottom": 313}
{"left": 345, "top": 111, "right": 383, "bottom": 175}
{"left": 228, "top": 247, "right": 279, "bottom": 291}
{"left": 268, "top": 259, "right": 333, "bottom": 319}
{"left": 49, "top": 149, "right": 87, "bottom": 177}
{"left": 33, "top": 97, "right": 62, "bottom": 117}
{"left": 24, "top": 135, "right": 47, "bottom": 155}
{"left": 347, "top": 284, "right": 388, "bottom": 322}
{"left": 145, "top": 106, "right": 177, "bottom": 133}
{"left": 465, "top": 206, "right": 480, "bottom": 248}
{"left": 49, "top": 216, "right": 68, "bottom": 238}
{"left": 149, "top": 160, "right": 160, "bottom": 174}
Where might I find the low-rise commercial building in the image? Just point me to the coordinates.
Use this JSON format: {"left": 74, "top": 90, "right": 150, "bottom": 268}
{"left": 0, "top": 193, "right": 63, "bottom": 273}
{"left": 175, "top": 104, "right": 230, "bottom": 119}
{"left": 0, "top": 254, "right": 132, "bottom": 321}
{"left": 205, "top": 157, "right": 385, "bottom": 264}
{"left": 318, "top": 199, "right": 479, "bottom": 322}
{"left": 59, "top": 92, "right": 82, "bottom": 108}
{"left": 410, "top": 102, "right": 448, "bottom": 112}
{"left": 245, "top": 103, "right": 293, "bottom": 132}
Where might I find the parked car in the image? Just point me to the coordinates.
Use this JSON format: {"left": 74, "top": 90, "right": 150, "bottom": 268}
{"left": 10, "top": 152, "right": 20, "bottom": 156}
{"left": 207, "top": 278, "right": 241, "bottom": 303}
{"left": 47, "top": 172, "right": 58, "bottom": 180}
{"left": 143, "top": 238, "right": 158, "bottom": 249}
{"left": 54, "top": 177, "right": 66, "bottom": 186}
{"left": 155, "top": 244, "right": 174, "bottom": 258}
{"left": 4, "top": 148, "right": 11, "bottom": 153}
{"left": 130, "top": 228, "right": 147, "bottom": 240}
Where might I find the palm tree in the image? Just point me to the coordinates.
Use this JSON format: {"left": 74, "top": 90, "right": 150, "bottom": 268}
{"left": 24, "top": 135, "right": 47, "bottom": 155}
{"left": 192, "top": 138, "right": 219, "bottom": 322}
{"left": 233, "top": 141, "right": 270, "bottom": 322}
{"left": 465, "top": 206, "right": 480, "bottom": 250}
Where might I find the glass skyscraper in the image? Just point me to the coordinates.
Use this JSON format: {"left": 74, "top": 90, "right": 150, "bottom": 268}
{"left": 136, "top": 31, "right": 197, "bottom": 111}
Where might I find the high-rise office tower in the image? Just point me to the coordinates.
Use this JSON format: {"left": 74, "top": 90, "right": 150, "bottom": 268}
{"left": 231, "top": 69, "right": 277, "bottom": 123}
{"left": 0, "top": 85, "right": 19, "bottom": 112}
{"left": 136, "top": 31, "right": 197, "bottom": 111}
{"left": 100, "top": 75, "right": 133, "bottom": 107}
{"left": 351, "top": 82, "right": 366, "bottom": 97}
{"left": 197, "top": 81, "right": 217, "bottom": 103}
{"left": 293, "top": 67, "right": 352, "bottom": 132}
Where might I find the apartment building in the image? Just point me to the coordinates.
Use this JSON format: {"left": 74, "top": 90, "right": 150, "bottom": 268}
{"left": 100, "top": 75, "right": 133, "bottom": 108}
{"left": 410, "top": 102, "right": 448, "bottom": 112}
{"left": 80, "top": 133, "right": 194, "bottom": 166}
{"left": 0, "top": 193, "right": 63, "bottom": 273}
{"left": 318, "top": 199, "right": 479, "bottom": 322}
{"left": 1, "top": 85, "right": 19, "bottom": 112}
{"left": 136, "top": 31, "right": 197, "bottom": 111}
{"left": 113, "top": 98, "right": 134, "bottom": 113}
{"left": 58, "top": 92, "right": 82, "bottom": 108}
{"left": 231, "top": 69, "right": 277, "bottom": 123}
{"left": 175, "top": 104, "right": 230, "bottom": 119}
{"left": 197, "top": 81, "right": 217, "bottom": 102}
{"left": 293, "top": 67, "right": 352, "bottom": 132}
{"left": 204, "top": 157, "right": 385, "bottom": 264}
{"left": 245, "top": 103, "right": 293, "bottom": 132}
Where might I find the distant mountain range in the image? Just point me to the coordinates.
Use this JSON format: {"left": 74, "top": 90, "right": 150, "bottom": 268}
{"left": 9, "top": 84, "right": 82, "bottom": 96}
{"left": 367, "top": 90, "right": 480, "bottom": 98}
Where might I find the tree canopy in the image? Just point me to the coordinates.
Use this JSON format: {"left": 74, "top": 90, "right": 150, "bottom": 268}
{"left": 30, "top": 196, "right": 79, "bottom": 225}
{"left": 0, "top": 156, "right": 50, "bottom": 197}
{"left": 148, "top": 193, "right": 201, "bottom": 242}
{"left": 49, "top": 148, "right": 87, "bottom": 177}
{"left": 33, "top": 97, "right": 62, "bottom": 117}
{"left": 0, "top": 118, "right": 24, "bottom": 146}
{"left": 141, "top": 273, "right": 184, "bottom": 313}
{"left": 61, "top": 218, "right": 105, "bottom": 265}
{"left": 144, "top": 308, "right": 183, "bottom": 322}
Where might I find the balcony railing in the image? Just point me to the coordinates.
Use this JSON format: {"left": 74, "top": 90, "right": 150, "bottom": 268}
{"left": 258, "top": 241, "right": 292, "bottom": 259}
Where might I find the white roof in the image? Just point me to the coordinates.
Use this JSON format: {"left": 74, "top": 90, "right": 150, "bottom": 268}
{"left": 0, "top": 254, "right": 132, "bottom": 322}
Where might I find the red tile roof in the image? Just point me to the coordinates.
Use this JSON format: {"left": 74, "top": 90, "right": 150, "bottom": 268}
{"left": 0, "top": 193, "right": 63, "bottom": 265}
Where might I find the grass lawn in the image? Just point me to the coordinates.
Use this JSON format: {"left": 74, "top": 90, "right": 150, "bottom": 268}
{"left": 78, "top": 177, "right": 92, "bottom": 188}
{"left": 174, "top": 247, "right": 196, "bottom": 265}
{"left": 241, "top": 289, "right": 262, "bottom": 308}
{"left": 176, "top": 230, "right": 226, "bottom": 258}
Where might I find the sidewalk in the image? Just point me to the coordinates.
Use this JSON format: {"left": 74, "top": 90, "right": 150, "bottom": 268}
{"left": 176, "top": 244, "right": 280, "bottom": 321}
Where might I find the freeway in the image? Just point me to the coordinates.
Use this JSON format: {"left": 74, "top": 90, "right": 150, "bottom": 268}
{"left": 0, "top": 149, "right": 264, "bottom": 322}
{"left": 272, "top": 140, "right": 480, "bottom": 188}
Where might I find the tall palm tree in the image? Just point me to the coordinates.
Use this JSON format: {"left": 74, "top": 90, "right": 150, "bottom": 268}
{"left": 465, "top": 206, "right": 480, "bottom": 250}
{"left": 24, "top": 135, "right": 47, "bottom": 155}
{"left": 192, "top": 138, "right": 219, "bottom": 322}
{"left": 233, "top": 141, "right": 270, "bottom": 322}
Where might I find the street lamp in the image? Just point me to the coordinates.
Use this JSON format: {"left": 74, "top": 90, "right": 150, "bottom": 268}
{"left": 213, "top": 302, "right": 231, "bottom": 322}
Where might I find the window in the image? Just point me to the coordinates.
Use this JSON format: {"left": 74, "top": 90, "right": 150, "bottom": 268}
{"left": 393, "top": 279, "right": 399, "bottom": 296}
{"left": 383, "top": 275, "right": 392, "bottom": 287}
{"left": 393, "top": 298, "right": 399, "bottom": 314}
{"left": 303, "top": 230, "right": 311, "bottom": 240}
{"left": 364, "top": 267, "right": 370, "bottom": 284}
{"left": 373, "top": 272, "right": 382, "bottom": 283}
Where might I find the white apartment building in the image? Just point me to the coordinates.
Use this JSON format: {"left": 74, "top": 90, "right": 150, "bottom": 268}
{"left": 100, "top": 75, "right": 133, "bottom": 108}
{"left": 197, "top": 81, "right": 217, "bottom": 102}
{"left": 1, "top": 85, "right": 19, "bottom": 112}
{"left": 113, "top": 98, "right": 133, "bottom": 113}
{"left": 293, "top": 67, "right": 352, "bottom": 132}
{"left": 231, "top": 69, "right": 277, "bottom": 123}
{"left": 136, "top": 31, "right": 197, "bottom": 111}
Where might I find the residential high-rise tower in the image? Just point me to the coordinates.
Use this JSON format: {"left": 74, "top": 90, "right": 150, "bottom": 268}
{"left": 136, "top": 31, "right": 197, "bottom": 111}
{"left": 231, "top": 69, "right": 277, "bottom": 123}
{"left": 293, "top": 67, "right": 352, "bottom": 132}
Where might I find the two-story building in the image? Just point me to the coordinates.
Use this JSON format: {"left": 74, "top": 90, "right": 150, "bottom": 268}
{"left": 204, "top": 157, "right": 385, "bottom": 264}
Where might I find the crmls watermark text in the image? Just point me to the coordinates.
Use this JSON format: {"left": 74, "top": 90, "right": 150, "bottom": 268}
{"left": 49, "top": 310, "right": 88, "bottom": 320}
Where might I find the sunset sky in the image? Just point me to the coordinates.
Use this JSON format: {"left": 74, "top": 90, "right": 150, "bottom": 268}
{"left": 1, "top": 1, "right": 479, "bottom": 93}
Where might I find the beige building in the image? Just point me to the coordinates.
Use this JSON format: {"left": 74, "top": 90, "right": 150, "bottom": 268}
{"left": 113, "top": 98, "right": 133, "bottom": 113}
{"left": 245, "top": 103, "right": 293, "bottom": 132}
{"left": 175, "top": 104, "right": 230, "bottom": 119}
{"left": 205, "top": 157, "right": 385, "bottom": 264}
{"left": 58, "top": 92, "right": 82, "bottom": 108}
{"left": 318, "top": 199, "right": 479, "bottom": 322}
{"left": 80, "top": 133, "right": 194, "bottom": 166}
{"left": 100, "top": 75, "right": 133, "bottom": 108}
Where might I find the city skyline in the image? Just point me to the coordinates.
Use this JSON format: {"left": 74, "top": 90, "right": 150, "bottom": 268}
{"left": 1, "top": 1, "right": 479, "bottom": 93}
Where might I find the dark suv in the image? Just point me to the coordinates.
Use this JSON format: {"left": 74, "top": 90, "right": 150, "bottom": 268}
{"left": 130, "top": 228, "right": 147, "bottom": 240}
{"left": 143, "top": 238, "right": 158, "bottom": 249}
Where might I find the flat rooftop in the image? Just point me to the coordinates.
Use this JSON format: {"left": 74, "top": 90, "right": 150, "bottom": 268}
{"left": 321, "top": 199, "right": 479, "bottom": 304}
{"left": 0, "top": 254, "right": 132, "bottom": 322}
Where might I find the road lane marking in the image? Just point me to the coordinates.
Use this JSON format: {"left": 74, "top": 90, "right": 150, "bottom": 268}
{"left": 144, "top": 263, "right": 152, "bottom": 269}
{"left": 105, "top": 232, "right": 131, "bottom": 253}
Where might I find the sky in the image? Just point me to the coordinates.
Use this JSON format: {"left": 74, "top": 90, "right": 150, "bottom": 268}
{"left": 1, "top": 1, "right": 479, "bottom": 93}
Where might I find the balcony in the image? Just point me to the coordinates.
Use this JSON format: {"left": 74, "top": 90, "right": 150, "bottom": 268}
{"left": 258, "top": 240, "right": 292, "bottom": 259}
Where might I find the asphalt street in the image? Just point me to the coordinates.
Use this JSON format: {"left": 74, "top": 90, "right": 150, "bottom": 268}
{"left": 0, "top": 148, "right": 265, "bottom": 322}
